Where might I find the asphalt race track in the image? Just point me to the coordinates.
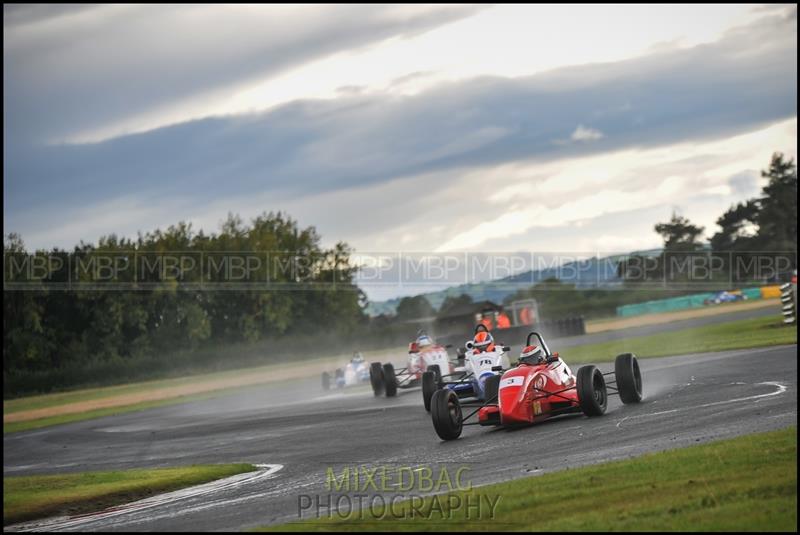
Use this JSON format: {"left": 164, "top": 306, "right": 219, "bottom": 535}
{"left": 4, "top": 336, "right": 796, "bottom": 532}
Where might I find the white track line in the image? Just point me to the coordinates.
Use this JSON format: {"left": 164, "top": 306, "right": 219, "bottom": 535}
{"left": 615, "top": 382, "right": 789, "bottom": 428}
{"left": 6, "top": 463, "right": 283, "bottom": 532}
{"left": 698, "top": 381, "right": 788, "bottom": 408}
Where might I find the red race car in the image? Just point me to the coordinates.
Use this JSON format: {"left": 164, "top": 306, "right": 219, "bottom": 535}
{"left": 370, "top": 331, "right": 453, "bottom": 397}
{"left": 430, "top": 331, "right": 643, "bottom": 440}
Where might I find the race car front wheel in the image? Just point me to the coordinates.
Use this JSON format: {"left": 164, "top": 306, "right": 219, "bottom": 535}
{"left": 615, "top": 353, "right": 643, "bottom": 404}
{"left": 576, "top": 365, "right": 607, "bottom": 416}
{"left": 370, "top": 362, "right": 384, "bottom": 396}
{"left": 383, "top": 363, "right": 398, "bottom": 397}
{"left": 431, "top": 389, "right": 463, "bottom": 440}
{"left": 422, "top": 371, "right": 437, "bottom": 411}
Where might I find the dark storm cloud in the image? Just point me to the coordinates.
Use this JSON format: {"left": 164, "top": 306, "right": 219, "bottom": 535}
{"left": 3, "top": 4, "right": 486, "bottom": 145}
{"left": 4, "top": 9, "right": 797, "bottom": 243}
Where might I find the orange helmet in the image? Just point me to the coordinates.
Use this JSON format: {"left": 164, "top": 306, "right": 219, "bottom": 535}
{"left": 473, "top": 331, "right": 495, "bottom": 352}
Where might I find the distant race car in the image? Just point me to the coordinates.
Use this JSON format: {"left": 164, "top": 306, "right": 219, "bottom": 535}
{"left": 370, "top": 332, "right": 452, "bottom": 397}
{"left": 421, "top": 324, "right": 511, "bottom": 411}
{"left": 704, "top": 291, "right": 746, "bottom": 305}
{"left": 321, "top": 352, "right": 370, "bottom": 391}
{"left": 429, "top": 331, "right": 643, "bottom": 440}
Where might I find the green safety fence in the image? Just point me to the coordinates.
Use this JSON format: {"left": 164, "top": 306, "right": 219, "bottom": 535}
{"left": 617, "top": 288, "right": 764, "bottom": 317}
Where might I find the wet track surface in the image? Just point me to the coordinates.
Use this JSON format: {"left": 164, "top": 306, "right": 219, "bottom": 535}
{"left": 4, "top": 341, "right": 796, "bottom": 531}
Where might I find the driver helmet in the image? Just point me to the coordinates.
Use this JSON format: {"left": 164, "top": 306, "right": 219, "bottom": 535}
{"left": 519, "top": 345, "right": 545, "bottom": 365}
{"left": 416, "top": 334, "right": 433, "bottom": 349}
{"left": 352, "top": 352, "right": 364, "bottom": 363}
{"left": 473, "top": 331, "right": 495, "bottom": 353}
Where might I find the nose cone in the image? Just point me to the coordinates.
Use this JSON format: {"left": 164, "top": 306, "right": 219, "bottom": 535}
{"left": 499, "top": 367, "right": 535, "bottom": 425}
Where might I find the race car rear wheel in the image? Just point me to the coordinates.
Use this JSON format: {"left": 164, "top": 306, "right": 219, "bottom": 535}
{"left": 321, "top": 372, "right": 331, "bottom": 391}
{"left": 334, "top": 368, "right": 344, "bottom": 389}
{"left": 576, "top": 365, "right": 607, "bottom": 416}
{"left": 615, "top": 353, "right": 643, "bottom": 404}
{"left": 370, "top": 362, "right": 384, "bottom": 396}
{"left": 383, "top": 363, "right": 398, "bottom": 397}
{"left": 484, "top": 374, "right": 500, "bottom": 403}
{"left": 422, "top": 371, "right": 437, "bottom": 411}
{"left": 431, "top": 389, "right": 463, "bottom": 440}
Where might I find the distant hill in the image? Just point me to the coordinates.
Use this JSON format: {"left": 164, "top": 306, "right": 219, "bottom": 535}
{"left": 364, "top": 249, "right": 663, "bottom": 316}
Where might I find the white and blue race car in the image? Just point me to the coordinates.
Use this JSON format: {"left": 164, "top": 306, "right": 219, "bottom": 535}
{"left": 322, "top": 353, "right": 371, "bottom": 390}
{"left": 421, "top": 325, "right": 511, "bottom": 411}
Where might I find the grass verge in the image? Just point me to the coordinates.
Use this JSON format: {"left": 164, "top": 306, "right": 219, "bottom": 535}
{"left": 565, "top": 315, "right": 796, "bottom": 363}
{"left": 3, "top": 345, "right": 405, "bottom": 434}
{"left": 263, "top": 427, "right": 797, "bottom": 531}
{"left": 3, "top": 388, "right": 238, "bottom": 435}
{"left": 4, "top": 463, "right": 256, "bottom": 526}
{"left": 584, "top": 298, "right": 779, "bottom": 333}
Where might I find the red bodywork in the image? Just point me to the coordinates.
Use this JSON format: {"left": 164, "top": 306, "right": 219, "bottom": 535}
{"left": 478, "top": 359, "right": 578, "bottom": 426}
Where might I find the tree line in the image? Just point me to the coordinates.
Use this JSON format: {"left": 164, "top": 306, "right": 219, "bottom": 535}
{"left": 618, "top": 153, "right": 797, "bottom": 283}
{"left": 4, "top": 212, "right": 367, "bottom": 396}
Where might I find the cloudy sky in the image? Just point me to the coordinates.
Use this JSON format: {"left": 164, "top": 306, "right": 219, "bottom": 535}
{"left": 4, "top": 4, "right": 797, "bottom": 267}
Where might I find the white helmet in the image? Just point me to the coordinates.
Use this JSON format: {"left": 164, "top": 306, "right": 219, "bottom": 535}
{"left": 520, "top": 345, "right": 545, "bottom": 365}
{"left": 416, "top": 335, "right": 433, "bottom": 348}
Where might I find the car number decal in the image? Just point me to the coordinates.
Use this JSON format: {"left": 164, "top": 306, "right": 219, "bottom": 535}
{"left": 500, "top": 377, "right": 523, "bottom": 389}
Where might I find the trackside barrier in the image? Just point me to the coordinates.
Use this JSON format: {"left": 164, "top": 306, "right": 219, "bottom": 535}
{"left": 616, "top": 286, "right": 779, "bottom": 317}
{"left": 537, "top": 316, "right": 586, "bottom": 338}
{"left": 760, "top": 285, "right": 782, "bottom": 299}
{"left": 780, "top": 283, "right": 796, "bottom": 324}
{"left": 439, "top": 316, "right": 586, "bottom": 349}
{"left": 742, "top": 287, "right": 764, "bottom": 300}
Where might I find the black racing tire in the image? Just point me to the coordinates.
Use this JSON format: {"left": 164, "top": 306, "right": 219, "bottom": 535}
{"left": 427, "top": 364, "right": 442, "bottom": 387}
{"left": 321, "top": 372, "right": 331, "bottom": 391}
{"left": 483, "top": 374, "right": 501, "bottom": 403}
{"left": 615, "top": 353, "right": 643, "bottom": 404}
{"left": 369, "top": 362, "right": 384, "bottom": 397}
{"left": 422, "top": 371, "right": 437, "bottom": 412}
{"left": 431, "top": 389, "right": 463, "bottom": 441}
{"left": 383, "top": 363, "right": 398, "bottom": 397}
{"left": 334, "top": 368, "right": 344, "bottom": 389}
{"left": 576, "top": 365, "right": 607, "bottom": 416}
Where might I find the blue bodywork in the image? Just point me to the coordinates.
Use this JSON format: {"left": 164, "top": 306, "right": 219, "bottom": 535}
{"left": 357, "top": 366, "right": 370, "bottom": 381}
{"left": 336, "top": 361, "right": 370, "bottom": 388}
{"left": 448, "top": 371, "right": 496, "bottom": 401}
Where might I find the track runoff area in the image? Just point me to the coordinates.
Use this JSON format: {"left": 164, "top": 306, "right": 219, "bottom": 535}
{"left": 4, "top": 329, "right": 796, "bottom": 530}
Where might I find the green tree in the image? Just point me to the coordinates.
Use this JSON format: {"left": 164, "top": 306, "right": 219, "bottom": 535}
{"left": 755, "top": 152, "right": 797, "bottom": 255}
{"left": 709, "top": 153, "right": 797, "bottom": 278}
{"left": 655, "top": 212, "right": 705, "bottom": 252}
{"left": 438, "top": 294, "right": 473, "bottom": 315}
{"left": 710, "top": 200, "right": 760, "bottom": 253}
{"left": 395, "top": 295, "right": 435, "bottom": 321}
